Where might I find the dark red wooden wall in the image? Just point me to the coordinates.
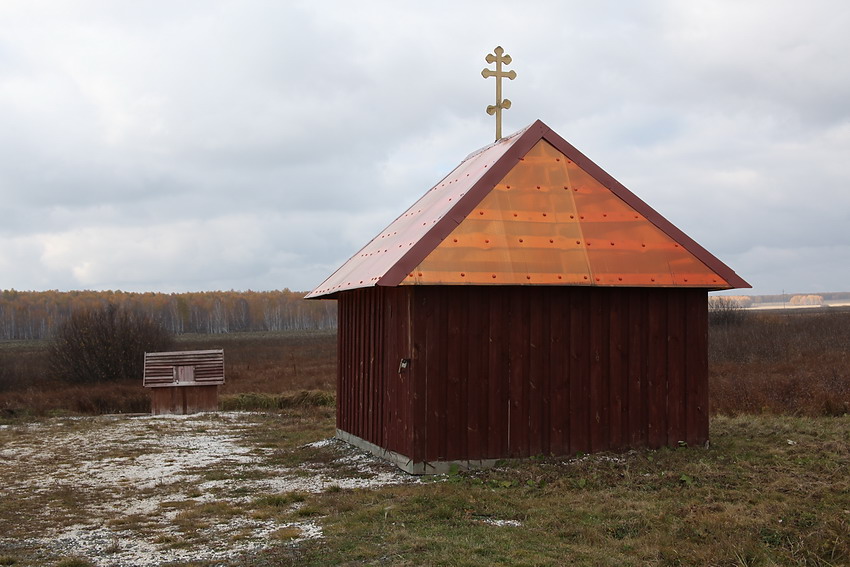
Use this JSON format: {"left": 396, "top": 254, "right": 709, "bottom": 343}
{"left": 337, "top": 286, "right": 416, "bottom": 459}
{"left": 336, "top": 286, "right": 708, "bottom": 466}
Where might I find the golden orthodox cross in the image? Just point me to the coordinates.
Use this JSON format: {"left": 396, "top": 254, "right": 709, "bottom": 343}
{"left": 481, "top": 46, "right": 516, "bottom": 141}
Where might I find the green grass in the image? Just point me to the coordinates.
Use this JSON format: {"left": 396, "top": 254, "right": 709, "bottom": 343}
{"left": 219, "top": 390, "right": 335, "bottom": 412}
{"left": 243, "top": 414, "right": 850, "bottom": 567}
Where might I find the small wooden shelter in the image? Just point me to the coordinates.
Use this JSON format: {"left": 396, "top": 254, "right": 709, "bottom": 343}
{"left": 143, "top": 349, "right": 225, "bottom": 415}
{"left": 307, "top": 120, "right": 749, "bottom": 473}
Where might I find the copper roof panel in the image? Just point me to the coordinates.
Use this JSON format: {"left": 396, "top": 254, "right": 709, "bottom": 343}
{"left": 406, "top": 140, "right": 729, "bottom": 287}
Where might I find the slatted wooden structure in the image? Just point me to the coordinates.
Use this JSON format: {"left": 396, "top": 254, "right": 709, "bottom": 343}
{"left": 143, "top": 349, "right": 225, "bottom": 415}
{"left": 308, "top": 120, "right": 749, "bottom": 473}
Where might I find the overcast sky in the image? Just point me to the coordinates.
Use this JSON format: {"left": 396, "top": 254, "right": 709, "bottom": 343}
{"left": 1, "top": 1, "right": 848, "bottom": 296}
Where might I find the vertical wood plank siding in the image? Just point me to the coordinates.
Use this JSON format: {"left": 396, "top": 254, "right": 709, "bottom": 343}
{"left": 337, "top": 287, "right": 414, "bottom": 458}
{"left": 149, "top": 385, "right": 218, "bottom": 415}
{"left": 337, "top": 286, "right": 709, "bottom": 465}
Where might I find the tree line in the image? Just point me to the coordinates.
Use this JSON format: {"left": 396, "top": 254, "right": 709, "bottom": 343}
{"left": 0, "top": 289, "right": 337, "bottom": 340}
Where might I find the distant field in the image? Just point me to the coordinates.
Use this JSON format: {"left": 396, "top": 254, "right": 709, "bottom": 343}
{"left": 2, "top": 309, "right": 849, "bottom": 418}
{"left": 0, "top": 330, "right": 336, "bottom": 416}
{"left": 747, "top": 300, "right": 850, "bottom": 311}
{"left": 709, "top": 309, "right": 850, "bottom": 416}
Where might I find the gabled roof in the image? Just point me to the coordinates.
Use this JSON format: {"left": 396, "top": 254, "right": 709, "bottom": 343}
{"left": 307, "top": 120, "right": 749, "bottom": 298}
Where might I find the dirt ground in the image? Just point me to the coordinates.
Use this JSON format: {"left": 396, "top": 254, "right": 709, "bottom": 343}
{"left": 0, "top": 412, "right": 418, "bottom": 566}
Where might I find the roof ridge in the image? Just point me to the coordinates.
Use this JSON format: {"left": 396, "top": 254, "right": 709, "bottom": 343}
{"left": 462, "top": 122, "right": 534, "bottom": 162}
{"left": 307, "top": 120, "right": 748, "bottom": 298}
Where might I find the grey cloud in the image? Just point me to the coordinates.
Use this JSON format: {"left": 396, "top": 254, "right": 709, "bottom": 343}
{"left": 0, "top": 0, "right": 848, "bottom": 294}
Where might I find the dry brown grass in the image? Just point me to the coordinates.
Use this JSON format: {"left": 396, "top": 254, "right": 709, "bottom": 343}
{"left": 710, "top": 309, "right": 850, "bottom": 416}
{"left": 178, "top": 330, "right": 336, "bottom": 394}
{"left": 0, "top": 382, "right": 151, "bottom": 415}
{"left": 0, "top": 341, "right": 43, "bottom": 393}
{"left": 0, "top": 330, "right": 336, "bottom": 416}
{"left": 3, "top": 310, "right": 850, "bottom": 418}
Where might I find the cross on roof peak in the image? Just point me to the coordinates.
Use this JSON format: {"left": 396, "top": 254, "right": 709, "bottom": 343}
{"left": 482, "top": 46, "right": 516, "bottom": 141}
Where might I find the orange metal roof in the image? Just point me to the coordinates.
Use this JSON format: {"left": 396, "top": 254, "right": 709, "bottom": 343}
{"left": 307, "top": 120, "right": 749, "bottom": 298}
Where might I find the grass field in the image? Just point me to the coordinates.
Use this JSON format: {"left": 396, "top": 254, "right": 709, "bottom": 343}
{"left": 0, "top": 310, "right": 849, "bottom": 565}
{"left": 1, "top": 410, "right": 848, "bottom": 566}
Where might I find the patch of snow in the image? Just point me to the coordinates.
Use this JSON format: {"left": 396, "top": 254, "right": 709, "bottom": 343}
{"left": 0, "top": 412, "right": 414, "bottom": 565}
{"left": 28, "top": 518, "right": 318, "bottom": 567}
{"left": 481, "top": 518, "right": 522, "bottom": 527}
{"left": 242, "top": 470, "right": 416, "bottom": 495}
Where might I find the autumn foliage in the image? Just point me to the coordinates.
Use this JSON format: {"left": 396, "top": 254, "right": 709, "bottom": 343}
{"left": 789, "top": 294, "right": 824, "bottom": 306}
{"left": 49, "top": 304, "right": 174, "bottom": 384}
{"left": 0, "top": 289, "right": 337, "bottom": 340}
